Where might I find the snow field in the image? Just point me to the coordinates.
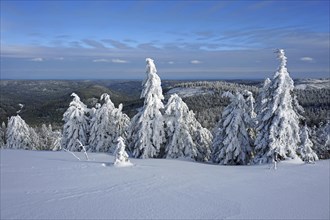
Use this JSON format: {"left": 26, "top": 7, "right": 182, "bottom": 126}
{"left": 1, "top": 150, "right": 329, "bottom": 219}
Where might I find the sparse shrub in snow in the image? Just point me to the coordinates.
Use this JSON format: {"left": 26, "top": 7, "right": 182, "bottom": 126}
{"left": 6, "top": 115, "right": 34, "bottom": 150}
{"left": 212, "top": 91, "right": 253, "bottom": 165}
{"left": 164, "top": 94, "right": 212, "bottom": 162}
{"left": 254, "top": 49, "right": 301, "bottom": 164}
{"left": 114, "top": 137, "right": 132, "bottom": 167}
{"left": 0, "top": 122, "right": 6, "bottom": 148}
{"left": 89, "top": 94, "right": 130, "bottom": 153}
{"left": 61, "top": 93, "right": 89, "bottom": 152}
{"left": 297, "top": 124, "right": 318, "bottom": 163}
{"left": 128, "top": 58, "right": 165, "bottom": 158}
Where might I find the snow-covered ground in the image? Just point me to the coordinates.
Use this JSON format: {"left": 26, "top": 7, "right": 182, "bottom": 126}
{"left": 167, "top": 87, "right": 214, "bottom": 98}
{"left": 1, "top": 150, "right": 329, "bottom": 219}
{"left": 295, "top": 78, "right": 330, "bottom": 90}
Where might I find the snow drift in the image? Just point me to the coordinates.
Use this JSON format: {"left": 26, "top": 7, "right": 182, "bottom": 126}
{"left": 1, "top": 150, "right": 329, "bottom": 219}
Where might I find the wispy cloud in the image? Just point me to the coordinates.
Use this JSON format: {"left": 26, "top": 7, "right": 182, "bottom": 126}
{"left": 138, "top": 43, "right": 159, "bottom": 50}
{"left": 112, "top": 59, "right": 128, "bottom": 63}
{"left": 168, "top": 61, "right": 175, "bottom": 64}
{"left": 190, "top": 60, "right": 202, "bottom": 64}
{"left": 93, "top": 59, "right": 109, "bottom": 63}
{"left": 82, "top": 39, "right": 107, "bottom": 49}
{"left": 29, "top": 57, "right": 43, "bottom": 62}
{"left": 195, "top": 31, "right": 215, "bottom": 40}
{"left": 300, "top": 57, "right": 314, "bottom": 62}
{"left": 56, "top": 34, "right": 71, "bottom": 39}
{"left": 92, "top": 58, "right": 129, "bottom": 63}
{"left": 102, "top": 39, "right": 131, "bottom": 49}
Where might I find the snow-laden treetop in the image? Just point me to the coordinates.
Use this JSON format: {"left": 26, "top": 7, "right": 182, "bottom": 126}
{"left": 276, "top": 49, "right": 287, "bottom": 70}
{"left": 141, "top": 58, "right": 164, "bottom": 101}
{"left": 146, "top": 58, "right": 157, "bottom": 74}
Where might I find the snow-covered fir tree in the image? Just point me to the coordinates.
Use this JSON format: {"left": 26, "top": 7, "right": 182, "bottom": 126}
{"left": 297, "top": 124, "right": 318, "bottom": 163}
{"left": 61, "top": 93, "right": 89, "bottom": 152}
{"left": 51, "top": 130, "right": 62, "bottom": 151}
{"left": 0, "top": 122, "right": 6, "bottom": 148}
{"left": 109, "top": 103, "right": 130, "bottom": 151}
{"left": 37, "top": 124, "right": 62, "bottom": 151}
{"left": 212, "top": 91, "right": 253, "bottom": 165}
{"left": 88, "top": 103, "right": 101, "bottom": 151}
{"left": 6, "top": 115, "right": 34, "bottom": 150}
{"left": 243, "top": 90, "right": 257, "bottom": 144}
{"left": 311, "top": 121, "right": 330, "bottom": 159}
{"left": 254, "top": 49, "right": 301, "bottom": 164}
{"left": 38, "top": 124, "right": 51, "bottom": 150}
{"left": 29, "top": 127, "right": 40, "bottom": 150}
{"left": 88, "top": 94, "right": 115, "bottom": 152}
{"left": 113, "top": 136, "right": 131, "bottom": 166}
{"left": 255, "top": 78, "right": 271, "bottom": 115}
{"left": 164, "top": 94, "right": 212, "bottom": 162}
{"left": 128, "top": 58, "right": 165, "bottom": 158}
{"left": 89, "top": 94, "right": 130, "bottom": 153}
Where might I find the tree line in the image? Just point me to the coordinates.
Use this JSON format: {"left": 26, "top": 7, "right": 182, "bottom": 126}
{"left": 1, "top": 51, "right": 329, "bottom": 163}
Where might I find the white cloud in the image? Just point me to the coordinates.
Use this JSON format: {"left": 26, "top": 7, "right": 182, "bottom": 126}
{"left": 300, "top": 57, "right": 314, "bottom": 62}
{"left": 93, "top": 59, "right": 109, "bottom": 63}
{"left": 112, "top": 59, "right": 128, "bottom": 63}
{"left": 55, "top": 57, "right": 64, "bottom": 61}
{"left": 168, "top": 61, "right": 175, "bottom": 64}
{"left": 190, "top": 60, "right": 202, "bottom": 64}
{"left": 30, "top": 57, "right": 43, "bottom": 62}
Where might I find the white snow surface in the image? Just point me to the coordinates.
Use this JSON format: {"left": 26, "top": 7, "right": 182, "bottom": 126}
{"left": 295, "top": 79, "right": 330, "bottom": 90}
{"left": 1, "top": 149, "right": 329, "bottom": 219}
{"left": 167, "top": 87, "right": 213, "bottom": 98}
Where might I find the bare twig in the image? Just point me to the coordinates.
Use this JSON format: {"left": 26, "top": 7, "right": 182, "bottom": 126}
{"left": 63, "top": 148, "right": 81, "bottom": 161}
{"left": 77, "top": 139, "right": 90, "bottom": 161}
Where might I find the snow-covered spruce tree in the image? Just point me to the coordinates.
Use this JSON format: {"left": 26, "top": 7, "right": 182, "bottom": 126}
{"left": 61, "top": 93, "right": 89, "bottom": 152}
{"left": 51, "top": 130, "right": 62, "bottom": 151}
{"left": 37, "top": 124, "right": 62, "bottom": 151}
{"left": 297, "top": 124, "right": 318, "bottom": 163}
{"left": 113, "top": 136, "right": 131, "bottom": 166}
{"left": 88, "top": 94, "right": 115, "bottom": 152}
{"left": 0, "top": 122, "right": 6, "bottom": 148}
{"left": 6, "top": 115, "right": 34, "bottom": 150}
{"left": 109, "top": 103, "right": 130, "bottom": 152}
{"left": 243, "top": 90, "right": 257, "bottom": 145}
{"left": 212, "top": 91, "right": 253, "bottom": 165}
{"left": 164, "top": 94, "right": 212, "bottom": 162}
{"left": 254, "top": 49, "right": 301, "bottom": 164}
{"left": 29, "top": 127, "right": 40, "bottom": 150}
{"left": 255, "top": 78, "right": 271, "bottom": 115}
{"left": 38, "top": 124, "right": 51, "bottom": 150}
{"left": 128, "top": 58, "right": 165, "bottom": 158}
{"left": 88, "top": 103, "right": 101, "bottom": 152}
{"left": 311, "top": 121, "right": 330, "bottom": 159}
{"left": 89, "top": 94, "right": 130, "bottom": 153}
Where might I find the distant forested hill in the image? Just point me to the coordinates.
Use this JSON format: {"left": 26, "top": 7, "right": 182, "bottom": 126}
{"left": 1, "top": 79, "right": 328, "bottom": 130}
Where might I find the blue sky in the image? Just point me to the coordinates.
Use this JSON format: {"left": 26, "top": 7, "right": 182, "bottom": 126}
{"left": 1, "top": 0, "right": 329, "bottom": 79}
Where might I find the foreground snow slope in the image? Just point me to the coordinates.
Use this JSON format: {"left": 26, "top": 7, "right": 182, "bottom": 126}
{"left": 1, "top": 150, "right": 329, "bottom": 219}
